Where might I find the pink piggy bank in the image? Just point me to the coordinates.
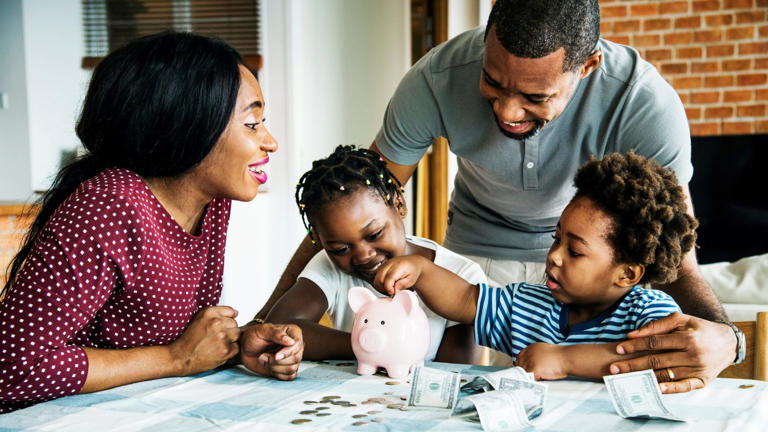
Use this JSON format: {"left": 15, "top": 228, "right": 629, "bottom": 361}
{"left": 348, "top": 286, "right": 430, "bottom": 378}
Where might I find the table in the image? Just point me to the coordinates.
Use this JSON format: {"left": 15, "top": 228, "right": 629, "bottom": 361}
{"left": 1, "top": 361, "right": 767, "bottom": 431}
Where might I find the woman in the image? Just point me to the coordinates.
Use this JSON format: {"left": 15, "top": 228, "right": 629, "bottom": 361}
{"left": 0, "top": 32, "right": 303, "bottom": 413}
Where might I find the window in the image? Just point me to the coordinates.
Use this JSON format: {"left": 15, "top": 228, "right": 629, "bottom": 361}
{"left": 81, "top": 0, "right": 261, "bottom": 72}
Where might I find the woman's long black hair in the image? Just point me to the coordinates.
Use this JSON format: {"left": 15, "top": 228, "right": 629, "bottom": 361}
{"left": 2, "top": 31, "right": 245, "bottom": 297}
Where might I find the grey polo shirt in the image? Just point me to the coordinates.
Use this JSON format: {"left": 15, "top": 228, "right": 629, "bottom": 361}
{"left": 375, "top": 26, "right": 692, "bottom": 262}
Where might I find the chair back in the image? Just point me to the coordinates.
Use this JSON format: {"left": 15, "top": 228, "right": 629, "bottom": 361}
{"left": 719, "top": 312, "right": 767, "bottom": 381}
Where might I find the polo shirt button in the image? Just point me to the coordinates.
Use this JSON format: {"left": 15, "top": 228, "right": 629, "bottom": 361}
{"left": 526, "top": 162, "right": 535, "bottom": 169}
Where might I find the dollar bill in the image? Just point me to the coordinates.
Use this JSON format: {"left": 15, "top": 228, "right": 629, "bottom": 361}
{"left": 407, "top": 366, "right": 461, "bottom": 409}
{"left": 451, "top": 389, "right": 532, "bottom": 431}
{"left": 603, "top": 369, "right": 685, "bottom": 422}
{"left": 498, "top": 377, "right": 547, "bottom": 420}
{"left": 460, "top": 366, "right": 534, "bottom": 394}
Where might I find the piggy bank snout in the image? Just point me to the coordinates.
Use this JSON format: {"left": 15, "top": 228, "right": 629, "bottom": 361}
{"left": 358, "top": 328, "right": 386, "bottom": 353}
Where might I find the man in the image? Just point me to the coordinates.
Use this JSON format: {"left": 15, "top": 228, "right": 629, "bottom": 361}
{"left": 249, "top": 0, "right": 741, "bottom": 393}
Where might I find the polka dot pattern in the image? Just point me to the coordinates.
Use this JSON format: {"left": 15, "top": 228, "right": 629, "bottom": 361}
{"left": 0, "top": 168, "right": 230, "bottom": 413}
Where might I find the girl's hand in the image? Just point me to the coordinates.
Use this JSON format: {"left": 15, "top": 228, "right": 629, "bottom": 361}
{"left": 373, "top": 255, "right": 428, "bottom": 296}
{"left": 169, "top": 306, "right": 241, "bottom": 376}
{"left": 516, "top": 343, "right": 569, "bottom": 380}
{"left": 240, "top": 323, "right": 304, "bottom": 381}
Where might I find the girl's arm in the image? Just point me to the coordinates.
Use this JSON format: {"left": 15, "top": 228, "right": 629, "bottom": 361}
{"left": 263, "top": 278, "right": 355, "bottom": 360}
{"left": 374, "top": 255, "right": 479, "bottom": 324}
{"left": 516, "top": 342, "right": 647, "bottom": 380}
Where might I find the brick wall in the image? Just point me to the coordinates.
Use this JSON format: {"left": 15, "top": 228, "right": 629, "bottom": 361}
{"left": 599, "top": 0, "right": 768, "bottom": 136}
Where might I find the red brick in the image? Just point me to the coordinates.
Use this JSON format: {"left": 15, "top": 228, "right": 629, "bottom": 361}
{"left": 691, "top": 91, "right": 721, "bottom": 103}
{"left": 757, "top": 120, "right": 768, "bottom": 133}
{"left": 675, "top": 16, "right": 702, "bottom": 29}
{"left": 760, "top": 25, "right": 768, "bottom": 38}
{"left": 705, "top": 14, "right": 734, "bottom": 26}
{"left": 759, "top": 0, "right": 768, "bottom": 7}
{"left": 735, "top": 10, "right": 767, "bottom": 23}
{"left": 725, "top": 0, "right": 755, "bottom": 9}
{"left": 723, "top": 89, "right": 754, "bottom": 102}
{"left": 693, "top": 1, "right": 721, "bottom": 12}
{"left": 739, "top": 42, "right": 768, "bottom": 55}
{"left": 664, "top": 32, "right": 693, "bottom": 45}
{"left": 644, "top": 18, "right": 672, "bottom": 31}
{"left": 737, "top": 104, "right": 767, "bottom": 117}
{"left": 662, "top": 62, "right": 689, "bottom": 74}
{"left": 678, "top": 92, "right": 690, "bottom": 103}
{"left": 705, "top": 75, "right": 734, "bottom": 87}
{"left": 674, "top": 76, "right": 704, "bottom": 89}
{"left": 756, "top": 58, "right": 768, "bottom": 69}
{"left": 601, "top": 22, "right": 613, "bottom": 33}
{"left": 757, "top": 89, "right": 768, "bottom": 100}
{"left": 645, "top": 48, "right": 672, "bottom": 61}
{"left": 686, "top": 107, "right": 702, "bottom": 119}
{"left": 738, "top": 73, "right": 768, "bottom": 86}
{"left": 723, "top": 59, "right": 752, "bottom": 71}
{"left": 677, "top": 46, "right": 704, "bottom": 59}
{"left": 694, "top": 29, "right": 724, "bottom": 42}
{"left": 606, "top": 35, "right": 631, "bottom": 45}
{"left": 634, "top": 34, "right": 661, "bottom": 47}
{"left": 690, "top": 122, "right": 721, "bottom": 135}
{"left": 630, "top": 3, "right": 659, "bottom": 16}
{"left": 722, "top": 121, "right": 754, "bottom": 134}
{"left": 614, "top": 19, "right": 641, "bottom": 33}
{"left": 726, "top": 27, "right": 755, "bottom": 40}
{"left": 661, "top": 1, "right": 690, "bottom": 14}
{"left": 706, "top": 44, "right": 735, "bottom": 57}
{"left": 602, "top": 5, "right": 628, "bottom": 18}
{"left": 705, "top": 106, "right": 734, "bottom": 118}
{"left": 692, "top": 61, "right": 720, "bottom": 73}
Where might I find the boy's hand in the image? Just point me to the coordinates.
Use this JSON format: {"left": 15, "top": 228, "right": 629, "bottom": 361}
{"left": 373, "top": 255, "right": 428, "bottom": 296}
{"left": 516, "top": 343, "right": 569, "bottom": 380}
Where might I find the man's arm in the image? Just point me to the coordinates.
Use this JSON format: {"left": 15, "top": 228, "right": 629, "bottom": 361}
{"left": 370, "top": 141, "right": 419, "bottom": 187}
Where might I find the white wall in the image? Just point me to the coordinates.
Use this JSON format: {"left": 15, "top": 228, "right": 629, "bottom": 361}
{"left": 0, "top": 0, "right": 33, "bottom": 201}
{"left": 220, "top": 0, "right": 411, "bottom": 323}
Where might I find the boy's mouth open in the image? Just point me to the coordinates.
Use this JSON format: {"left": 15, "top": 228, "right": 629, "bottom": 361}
{"left": 545, "top": 271, "right": 561, "bottom": 291}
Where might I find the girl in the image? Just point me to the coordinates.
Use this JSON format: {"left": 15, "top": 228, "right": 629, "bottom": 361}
{"left": 373, "top": 152, "right": 696, "bottom": 383}
{"left": 0, "top": 31, "right": 301, "bottom": 413}
{"left": 263, "top": 145, "right": 486, "bottom": 364}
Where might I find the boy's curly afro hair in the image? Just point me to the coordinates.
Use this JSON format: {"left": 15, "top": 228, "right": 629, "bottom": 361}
{"left": 574, "top": 151, "right": 698, "bottom": 285}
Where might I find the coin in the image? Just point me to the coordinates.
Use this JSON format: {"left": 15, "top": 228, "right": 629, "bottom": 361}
{"left": 352, "top": 421, "right": 369, "bottom": 426}
{"left": 383, "top": 391, "right": 394, "bottom": 395}
{"left": 322, "top": 395, "right": 341, "bottom": 400}
{"left": 385, "top": 381, "right": 400, "bottom": 386}
{"left": 372, "top": 418, "right": 387, "bottom": 423}
{"left": 386, "top": 403, "right": 404, "bottom": 409}
{"left": 291, "top": 419, "right": 312, "bottom": 424}
{"left": 303, "top": 400, "right": 318, "bottom": 404}
{"left": 399, "top": 406, "right": 410, "bottom": 411}
{"left": 739, "top": 384, "right": 755, "bottom": 389}
{"left": 316, "top": 406, "right": 330, "bottom": 411}
{"left": 367, "top": 410, "right": 382, "bottom": 415}
{"left": 300, "top": 410, "right": 317, "bottom": 415}
{"left": 316, "top": 413, "right": 331, "bottom": 417}
{"left": 399, "top": 396, "right": 407, "bottom": 401}
{"left": 352, "top": 414, "right": 368, "bottom": 419}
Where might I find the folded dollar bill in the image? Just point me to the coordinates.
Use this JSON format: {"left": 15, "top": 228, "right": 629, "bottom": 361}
{"left": 451, "top": 389, "right": 534, "bottom": 431}
{"left": 498, "top": 377, "right": 547, "bottom": 420}
{"left": 603, "top": 369, "right": 685, "bottom": 422}
{"left": 460, "top": 366, "right": 534, "bottom": 394}
{"left": 407, "top": 365, "right": 462, "bottom": 409}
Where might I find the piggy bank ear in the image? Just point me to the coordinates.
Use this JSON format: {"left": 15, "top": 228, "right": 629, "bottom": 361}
{"left": 392, "top": 290, "right": 420, "bottom": 316}
{"left": 348, "top": 286, "right": 377, "bottom": 313}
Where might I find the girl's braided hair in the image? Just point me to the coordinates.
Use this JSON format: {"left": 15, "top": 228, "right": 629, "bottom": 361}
{"left": 574, "top": 151, "right": 699, "bottom": 285}
{"left": 296, "top": 145, "right": 404, "bottom": 242}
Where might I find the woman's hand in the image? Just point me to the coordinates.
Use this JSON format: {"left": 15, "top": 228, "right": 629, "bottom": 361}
{"left": 239, "top": 323, "right": 304, "bottom": 380}
{"left": 169, "top": 306, "right": 241, "bottom": 376}
{"left": 516, "top": 343, "right": 569, "bottom": 380}
{"left": 373, "top": 256, "right": 428, "bottom": 296}
{"left": 610, "top": 313, "right": 735, "bottom": 393}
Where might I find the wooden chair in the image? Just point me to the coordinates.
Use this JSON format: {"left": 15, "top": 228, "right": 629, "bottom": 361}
{"left": 718, "top": 312, "right": 768, "bottom": 381}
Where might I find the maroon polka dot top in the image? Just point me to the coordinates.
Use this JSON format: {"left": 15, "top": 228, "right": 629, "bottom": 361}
{"left": 0, "top": 168, "right": 231, "bottom": 413}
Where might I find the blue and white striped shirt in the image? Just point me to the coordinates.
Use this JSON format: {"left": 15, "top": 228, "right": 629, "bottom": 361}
{"left": 474, "top": 283, "right": 681, "bottom": 360}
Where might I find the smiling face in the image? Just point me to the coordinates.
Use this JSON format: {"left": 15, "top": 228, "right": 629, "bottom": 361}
{"left": 311, "top": 189, "right": 407, "bottom": 283}
{"left": 545, "top": 196, "right": 637, "bottom": 312}
{"left": 480, "top": 25, "right": 599, "bottom": 140}
{"left": 191, "top": 65, "right": 278, "bottom": 202}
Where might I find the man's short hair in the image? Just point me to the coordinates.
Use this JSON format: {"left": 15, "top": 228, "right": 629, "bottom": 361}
{"left": 485, "top": 0, "right": 600, "bottom": 72}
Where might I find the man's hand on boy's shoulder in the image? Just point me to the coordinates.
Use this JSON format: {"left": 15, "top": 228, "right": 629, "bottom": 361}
{"left": 609, "top": 313, "right": 736, "bottom": 393}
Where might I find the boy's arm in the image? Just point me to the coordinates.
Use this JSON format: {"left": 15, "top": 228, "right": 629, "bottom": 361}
{"left": 516, "top": 342, "right": 646, "bottom": 381}
{"left": 374, "top": 255, "right": 479, "bottom": 324}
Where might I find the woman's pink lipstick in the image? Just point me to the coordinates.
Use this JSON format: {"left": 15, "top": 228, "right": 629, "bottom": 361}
{"left": 248, "top": 157, "right": 269, "bottom": 184}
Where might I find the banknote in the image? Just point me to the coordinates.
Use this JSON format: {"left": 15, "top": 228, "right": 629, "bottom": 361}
{"left": 451, "top": 389, "right": 532, "bottom": 431}
{"left": 460, "top": 366, "right": 534, "bottom": 394}
{"left": 407, "top": 366, "right": 462, "bottom": 409}
{"left": 498, "top": 377, "right": 547, "bottom": 420}
{"left": 603, "top": 369, "right": 685, "bottom": 422}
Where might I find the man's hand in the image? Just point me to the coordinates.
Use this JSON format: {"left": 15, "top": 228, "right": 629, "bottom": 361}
{"left": 516, "top": 343, "right": 569, "bottom": 380}
{"left": 239, "top": 323, "right": 304, "bottom": 381}
{"left": 610, "top": 313, "right": 735, "bottom": 393}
